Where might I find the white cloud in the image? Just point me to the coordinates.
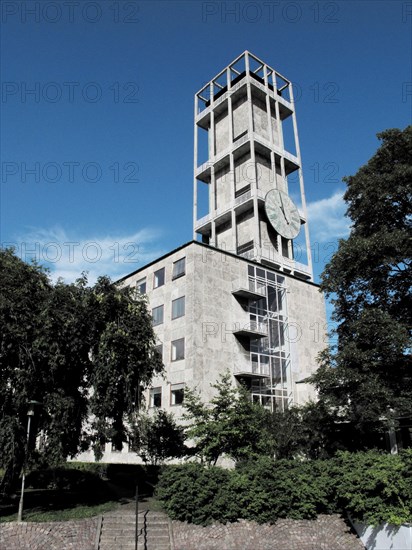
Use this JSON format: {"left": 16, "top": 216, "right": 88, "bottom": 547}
{"left": 8, "top": 226, "right": 165, "bottom": 284}
{"left": 306, "top": 190, "right": 351, "bottom": 242}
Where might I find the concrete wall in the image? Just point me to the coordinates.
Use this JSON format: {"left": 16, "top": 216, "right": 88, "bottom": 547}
{"left": 236, "top": 209, "right": 254, "bottom": 248}
{"left": 76, "top": 242, "right": 326, "bottom": 463}
{"left": 232, "top": 95, "right": 248, "bottom": 139}
{"left": 252, "top": 96, "right": 268, "bottom": 140}
{"left": 214, "top": 109, "right": 229, "bottom": 155}
{"left": 215, "top": 165, "right": 231, "bottom": 210}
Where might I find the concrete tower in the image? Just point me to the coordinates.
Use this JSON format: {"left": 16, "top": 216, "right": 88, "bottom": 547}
{"left": 194, "top": 51, "right": 312, "bottom": 281}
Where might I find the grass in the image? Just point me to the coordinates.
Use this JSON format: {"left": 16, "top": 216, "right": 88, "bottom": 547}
{"left": 0, "top": 500, "right": 119, "bottom": 523}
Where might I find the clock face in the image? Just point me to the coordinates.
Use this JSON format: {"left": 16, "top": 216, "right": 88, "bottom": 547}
{"left": 265, "top": 190, "right": 301, "bottom": 240}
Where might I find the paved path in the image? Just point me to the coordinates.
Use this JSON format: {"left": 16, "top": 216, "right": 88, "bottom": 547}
{"left": 0, "top": 513, "right": 364, "bottom": 549}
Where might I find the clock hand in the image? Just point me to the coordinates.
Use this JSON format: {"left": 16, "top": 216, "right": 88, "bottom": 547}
{"left": 279, "top": 193, "right": 290, "bottom": 224}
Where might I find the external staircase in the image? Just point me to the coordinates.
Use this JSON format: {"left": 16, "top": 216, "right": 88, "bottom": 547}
{"left": 95, "top": 509, "right": 173, "bottom": 550}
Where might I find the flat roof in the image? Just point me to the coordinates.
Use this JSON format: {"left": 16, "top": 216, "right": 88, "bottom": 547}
{"left": 116, "top": 240, "right": 321, "bottom": 289}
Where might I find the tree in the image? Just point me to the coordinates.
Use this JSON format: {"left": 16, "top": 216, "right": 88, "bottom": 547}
{"left": 183, "top": 372, "right": 271, "bottom": 465}
{"left": 0, "top": 249, "right": 163, "bottom": 494}
{"left": 131, "top": 409, "right": 186, "bottom": 465}
{"left": 309, "top": 126, "right": 412, "bottom": 448}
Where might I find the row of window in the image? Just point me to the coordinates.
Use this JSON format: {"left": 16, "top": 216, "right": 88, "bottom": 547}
{"left": 150, "top": 383, "right": 184, "bottom": 408}
{"left": 152, "top": 296, "right": 185, "bottom": 326}
{"left": 136, "top": 257, "right": 186, "bottom": 293}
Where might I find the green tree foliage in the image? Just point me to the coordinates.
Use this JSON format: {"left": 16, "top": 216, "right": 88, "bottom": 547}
{"left": 131, "top": 409, "right": 185, "bottom": 465}
{"left": 183, "top": 372, "right": 271, "bottom": 465}
{"left": 309, "top": 127, "right": 412, "bottom": 447}
{"left": 0, "top": 249, "right": 162, "bottom": 494}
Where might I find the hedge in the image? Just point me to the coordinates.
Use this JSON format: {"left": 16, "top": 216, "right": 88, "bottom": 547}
{"left": 156, "top": 450, "right": 412, "bottom": 526}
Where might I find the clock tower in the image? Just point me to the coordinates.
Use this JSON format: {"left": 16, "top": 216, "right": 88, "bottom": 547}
{"left": 193, "top": 51, "right": 313, "bottom": 280}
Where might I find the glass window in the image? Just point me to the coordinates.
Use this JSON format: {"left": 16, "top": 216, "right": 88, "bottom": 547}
{"left": 153, "top": 268, "right": 165, "bottom": 288}
{"left": 172, "top": 257, "right": 185, "bottom": 279}
{"left": 149, "top": 387, "right": 162, "bottom": 408}
{"left": 171, "top": 383, "right": 184, "bottom": 405}
{"left": 152, "top": 305, "right": 164, "bottom": 326}
{"left": 136, "top": 277, "right": 146, "bottom": 294}
{"left": 171, "top": 338, "right": 185, "bottom": 361}
{"left": 172, "top": 296, "right": 185, "bottom": 319}
{"left": 155, "top": 344, "right": 163, "bottom": 360}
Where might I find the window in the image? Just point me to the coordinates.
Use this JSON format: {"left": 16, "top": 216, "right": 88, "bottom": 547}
{"left": 171, "top": 383, "right": 184, "bottom": 406}
{"left": 136, "top": 277, "right": 146, "bottom": 294}
{"left": 171, "top": 338, "right": 185, "bottom": 361}
{"left": 153, "top": 267, "right": 165, "bottom": 288}
{"left": 172, "top": 296, "right": 185, "bottom": 319}
{"left": 172, "top": 257, "right": 186, "bottom": 279}
{"left": 150, "top": 387, "right": 162, "bottom": 408}
{"left": 155, "top": 344, "right": 163, "bottom": 360}
{"left": 152, "top": 305, "right": 164, "bottom": 326}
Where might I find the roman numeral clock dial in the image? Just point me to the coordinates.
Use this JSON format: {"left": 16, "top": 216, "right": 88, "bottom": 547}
{"left": 264, "top": 189, "right": 301, "bottom": 240}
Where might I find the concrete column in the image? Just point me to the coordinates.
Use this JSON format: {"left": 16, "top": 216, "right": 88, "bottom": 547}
{"left": 290, "top": 83, "right": 313, "bottom": 280}
{"left": 245, "top": 53, "right": 260, "bottom": 255}
{"left": 193, "top": 95, "right": 198, "bottom": 239}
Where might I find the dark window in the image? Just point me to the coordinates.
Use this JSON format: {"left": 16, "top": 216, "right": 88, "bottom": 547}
{"left": 172, "top": 296, "right": 185, "bottom": 319}
{"left": 136, "top": 278, "right": 146, "bottom": 294}
{"left": 150, "top": 387, "right": 162, "bottom": 408}
{"left": 172, "top": 258, "right": 186, "bottom": 279}
{"left": 154, "top": 268, "right": 165, "bottom": 288}
{"left": 152, "top": 305, "right": 164, "bottom": 326}
{"left": 171, "top": 338, "right": 185, "bottom": 361}
{"left": 171, "top": 384, "right": 184, "bottom": 405}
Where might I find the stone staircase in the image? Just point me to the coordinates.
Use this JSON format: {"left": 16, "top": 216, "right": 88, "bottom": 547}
{"left": 96, "top": 509, "right": 173, "bottom": 550}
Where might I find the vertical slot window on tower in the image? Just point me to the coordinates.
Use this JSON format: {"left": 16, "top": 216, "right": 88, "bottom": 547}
{"left": 172, "top": 257, "right": 186, "bottom": 279}
{"left": 153, "top": 268, "right": 165, "bottom": 288}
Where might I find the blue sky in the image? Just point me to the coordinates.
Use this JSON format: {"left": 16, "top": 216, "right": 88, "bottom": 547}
{"left": 1, "top": 0, "right": 411, "bottom": 309}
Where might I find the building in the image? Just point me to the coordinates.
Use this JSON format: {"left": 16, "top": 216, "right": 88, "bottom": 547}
{"left": 78, "top": 51, "right": 327, "bottom": 463}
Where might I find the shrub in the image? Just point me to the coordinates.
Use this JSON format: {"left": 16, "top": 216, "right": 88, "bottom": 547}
{"left": 156, "top": 458, "right": 333, "bottom": 524}
{"left": 156, "top": 451, "right": 412, "bottom": 526}
{"left": 236, "top": 457, "right": 334, "bottom": 522}
{"left": 155, "top": 463, "right": 232, "bottom": 524}
{"left": 331, "top": 449, "right": 412, "bottom": 526}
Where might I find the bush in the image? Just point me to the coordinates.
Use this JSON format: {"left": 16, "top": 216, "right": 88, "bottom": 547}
{"left": 331, "top": 449, "right": 412, "bottom": 526}
{"left": 156, "top": 459, "right": 333, "bottom": 524}
{"left": 155, "top": 463, "right": 232, "bottom": 524}
{"left": 156, "top": 451, "right": 412, "bottom": 526}
{"left": 236, "top": 457, "right": 335, "bottom": 522}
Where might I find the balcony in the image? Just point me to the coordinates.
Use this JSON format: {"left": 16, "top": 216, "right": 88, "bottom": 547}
{"left": 233, "top": 320, "right": 268, "bottom": 339}
{"left": 235, "top": 362, "right": 270, "bottom": 378}
{"left": 232, "top": 277, "right": 266, "bottom": 300}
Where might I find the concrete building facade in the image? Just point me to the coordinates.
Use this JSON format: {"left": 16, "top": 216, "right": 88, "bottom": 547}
{"left": 77, "top": 52, "right": 326, "bottom": 463}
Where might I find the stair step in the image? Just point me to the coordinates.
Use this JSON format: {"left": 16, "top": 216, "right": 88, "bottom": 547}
{"left": 98, "top": 511, "right": 171, "bottom": 550}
